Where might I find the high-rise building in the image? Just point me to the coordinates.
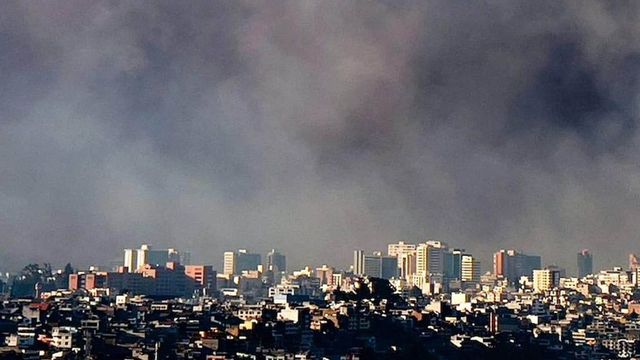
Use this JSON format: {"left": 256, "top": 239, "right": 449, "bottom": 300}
{"left": 493, "top": 250, "right": 506, "bottom": 277}
{"left": 444, "top": 249, "right": 465, "bottom": 280}
{"left": 493, "top": 249, "right": 541, "bottom": 283}
{"left": 461, "top": 254, "right": 480, "bottom": 283}
{"left": 123, "top": 249, "right": 137, "bottom": 273}
{"left": 353, "top": 250, "right": 365, "bottom": 275}
{"left": 387, "top": 241, "right": 417, "bottom": 279}
{"left": 416, "top": 241, "right": 448, "bottom": 276}
{"left": 223, "top": 249, "right": 261, "bottom": 275}
{"left": 353, "top": 251, "right": 398, "bottom": 279}
{"left": 223, "top": 252, "right": 235, "bottom": 275}
{"left": 577, "top": 249, "right": 593, "bottom": 278}
{"left": 267, "top": 249, "right": 287, "bottom": 273}
{"left": 533, "top": 268, "right": 560, "bottom": 292}
{"left": 123, "top": 244, "right": 185, "bottom": 273}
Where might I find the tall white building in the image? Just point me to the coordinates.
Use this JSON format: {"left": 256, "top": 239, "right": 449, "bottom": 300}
{"left": 223, "top": 251, "right": 236, "bottom": 276}
{"left": 123, "top": 249, "right": 137, "bottom": 272}
{"left": 461, "top": 254, "right": 480, "bottom": 283}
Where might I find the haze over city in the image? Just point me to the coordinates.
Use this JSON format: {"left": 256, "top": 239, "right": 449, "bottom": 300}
{"left": 2, "top": 1, "right": 640, "bottom": 273}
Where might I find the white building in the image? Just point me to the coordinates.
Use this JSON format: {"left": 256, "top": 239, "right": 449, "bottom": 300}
{"left": 461, "top": 254, "right": 480, "bottom": 283}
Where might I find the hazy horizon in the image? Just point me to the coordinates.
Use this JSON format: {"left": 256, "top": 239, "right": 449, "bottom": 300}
{"left": 2, "top": 1, "right": 640, "bottom": 275}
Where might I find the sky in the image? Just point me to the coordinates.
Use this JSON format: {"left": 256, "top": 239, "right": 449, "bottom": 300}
{"left": 1, "top": 1, "right": 640, "bottom": 274}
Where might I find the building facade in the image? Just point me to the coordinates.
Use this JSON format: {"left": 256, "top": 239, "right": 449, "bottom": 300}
{"left": 577, "top": 249, "right": 593, "bottom": 278}
{"left": 461, "top": 254, "right": 480, "bottom": 283}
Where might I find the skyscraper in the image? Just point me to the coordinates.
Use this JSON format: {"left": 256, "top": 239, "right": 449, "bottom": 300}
{"left": 493, "top": 250, "right": 506, "bottom": 277}
{"left": 353, "top": 250, "right": 398, "bottom": 279}
{"left": 223, "top": 249, "right": 262, "bottom": 275}
{"left": 577, "top": 249, "right": 593, "bottom": 278}
{"left": 461, "top": 254, "right": 480, "bottom": 283}
{"left": 444, "top": 249, "right": 465, "bottom": 280}
{"left": 237, "top": 250, "right": 261, "bottom": 273}
{"left": 123, "top": 249, "right": 137, "bottom": 272}
{"left": 416, "top": 241, "right": 448, "bottom": 276}
{"left": 353, "top": 250, "right": 365, "bottom": 275}
{"left": 493, "top": 249, "right": 541, "bottom": 283}
{"left": 266, "top": 249, "right": 287, "bottom": 273}
{"left": 223, "top": 251, "right": 235, "bottom": 275}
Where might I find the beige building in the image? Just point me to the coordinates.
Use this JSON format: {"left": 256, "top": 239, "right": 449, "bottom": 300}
{"left": 223, "top": 251, "right": 235, "bottom": 275}
{"left": 416, "top": 241, "right": 448, "bottom": 277}
{"left": 533, "top": 269, "right": 560, "bottom": 292}
{"left": 461, "top": 254, "right": 480, "bottom": 283}
{"left": 388, "top": 241, "right": 417, "bottom": 279}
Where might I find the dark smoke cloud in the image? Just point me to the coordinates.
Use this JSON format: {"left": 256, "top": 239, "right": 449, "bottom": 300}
{"left": 1, "top": 1, "right": 640, "bottom": 274}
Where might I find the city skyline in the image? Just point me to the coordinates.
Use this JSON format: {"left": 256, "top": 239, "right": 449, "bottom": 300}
{"left": 3, "top": 2, "right": 640, "bottom": 358}
{"left": 0, "top": 240, "right": 627, "bottom": 283}
{"left": 2, "top": 2, "right": 640, "bottom": 277}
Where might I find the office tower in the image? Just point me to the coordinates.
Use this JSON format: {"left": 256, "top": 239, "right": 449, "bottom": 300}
{"left": 533, "top": 268, "right": 560, "bottom": 292}
{"left": 380, "top": 255, "right": 399, "bottom": 279}
{"left": 223, "top": 249, "right": 261, "bottom": 275}
{"left": 353, "top": 250, "right": 365, "bottom": 275}
{"left": 237, "top": 250, "right": 259, "bottom": 273}
{"left": 630, "top": 254, "right": 640, "bottom": 271}
{"left": 426, "top": 240, "right": 447, "bottom": 274}
{"left": 388, "top": 241, "right": 417, "bottom": 279}
{"left": 416, "top": 244, "right": 428, "bottom": 276}
{"left": 461, "top": 254, "right": 480, "bottom": 283}
{"left": 493, "top": 250, "right": 506, "bottom": 277}
{"left": 223, "top": 251, "right": 235, "bottom": 275}
{"left": 123, "top": 244, "right": 186, "bottom": 273}
{"left": 493, "top": 249, "right": 541, "bottom": 283}
{"left": 354, "top": 250, "right": 398, "bottom": 279}
{"left": 123, "top": 249, "right": 137, "bottom": 272}
{"left": 577, "top": 249, "right": 593, "bottom": 278}
{"left": 522, "top": 254, "right": 542, "bottom": 275}
{"left": 444, "top": 249, "right": 465, "bottom": 280}
{"left": 267, "top": 249, "right": 287, "bottom": 273}
{"left": 416, "top": 241, "right": 448, "bottom": 276}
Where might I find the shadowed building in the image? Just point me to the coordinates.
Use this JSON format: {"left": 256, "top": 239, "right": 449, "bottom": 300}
{"left": 577, "top": 249, "right": 593, "bottom": 278}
